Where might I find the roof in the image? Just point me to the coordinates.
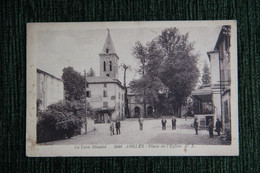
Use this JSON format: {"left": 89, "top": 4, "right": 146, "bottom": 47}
{"left": 101, "top": 29, "right": 116, "bottom": 54}
{"left": 191, "top": 86, "right": 212, "bottom": 96}
{"left": 86, "top": 76, "right": 124, "bottom": 89}
{"left": 214, "top": 25, "right": 231, "bottom": 50}
{"left": 37, "top": 69, "right": 63, "bottom": 82}
{"left": 207, "top": 50, "right": 219, "bottom": 61}
{"left": 191, "top": 86, "right": 212, "bottom": 102}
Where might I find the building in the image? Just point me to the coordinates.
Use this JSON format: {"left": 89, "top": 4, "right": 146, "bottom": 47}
{"left": 191, "top": 86, "right": 214, "bottom": 127}
{"left": 214, "top": 25, "right": 231, "bottom": 133}
{"left": 127, "top": 87, "right": 153, "bottom": 118}
{"left": 86, "top": 29, "right": 125, "bottom": 123}
{"left": 192, "top": 25, "right": 231, "bottom": 132}
{"left": 37, "top": 69, "right": 64, "bottom": 111}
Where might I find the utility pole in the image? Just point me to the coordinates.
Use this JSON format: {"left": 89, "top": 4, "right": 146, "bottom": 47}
{"left": 84, "top": 70, "right": 87, "bottom": 134}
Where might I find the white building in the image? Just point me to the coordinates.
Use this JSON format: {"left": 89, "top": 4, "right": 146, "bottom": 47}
{"left": 86, "top": 30, "right": 125, "bottom": 123}
{"left": 192, "top": 25, "right": 231, "bottom": 132}
{"left": 37, "top": 69, "right": 64, "bottom": 111}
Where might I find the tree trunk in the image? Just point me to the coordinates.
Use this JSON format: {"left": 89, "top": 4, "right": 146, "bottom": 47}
{"left": 124, "top": 88, "right": 129, "bottom": 118}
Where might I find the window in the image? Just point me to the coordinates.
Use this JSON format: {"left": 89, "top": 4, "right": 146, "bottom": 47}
{"left": 122, "top": 94, "right": 124, "bottom": 101}
{"left": 106, "top": 48, "right": 109, "bottom": 53}
{"left": 110, "top": 61, "right": 112, "bottom": 71}
{"left": 104, "top": 83, "right": 107, "bottom": 87}
{"left": 86, "top": 91, "right": 91, "bottom": 97}
{"left": 86, "top": 83, "right": 89, "bottom": 88}
{"left": 118, "top": 93, "right": 120, "bottom": 99}
{"left": 103, "top": 102, "right": 108, "bottom": 108}
{"left": 103, "top": 91, "right": 107, "bottom": 97}
{"left": 104, "top": 61, "right": 106, "bottom": 71}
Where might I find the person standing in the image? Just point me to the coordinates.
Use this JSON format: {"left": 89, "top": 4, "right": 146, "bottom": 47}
{"left": 194, "top": 119, "right": 198, "bottom": 135}
{"left": 138, "top": 117, "right": 144, "bottom": 131}
{"left": 215, "top": 118, "right": 222, "bottom": 136}
{"left": 172, "top": 117, "right": 177, "bottom": 130}
{"left": 115, "top": 120, "right": 121, "bottom": 135}
{"left": 110, "top": 121, "right": 115, "bottom": 136}
{"left": 208, "top": 119, "right": 214, "bottom": 138}
{"left": 161, "top": 118, "right": 167, "bottom": 130}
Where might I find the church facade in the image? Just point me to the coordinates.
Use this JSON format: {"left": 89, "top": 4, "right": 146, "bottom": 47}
{"left": 86, "top": 30, "right": 125, "bottom": 123}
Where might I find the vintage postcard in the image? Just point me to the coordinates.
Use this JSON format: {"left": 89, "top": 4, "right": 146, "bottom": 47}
{"left": 26, "top": 21, "right": 238, "bottom": 156}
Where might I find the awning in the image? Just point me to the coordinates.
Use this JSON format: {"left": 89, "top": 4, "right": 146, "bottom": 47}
{"left": 191, "top": 87, "right": 212, "bottom": 102}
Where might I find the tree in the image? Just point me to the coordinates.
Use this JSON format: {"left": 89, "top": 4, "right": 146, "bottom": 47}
{"left": 201, "top": 62, "right": 211, "bottom": 86}
{"left": 158, "top": 28, "right": 200, "bottom": 117}
{"left": 132, "top": 41, "right": 148, "bottom": 117}
{"left": 87, "top": 67, "right": 95, "bottom": 77}
{"left": 131, "top": 28, "right": 200, "bottom": 118}
{"left": 131, "top": 41, "right": 165, "bottom": 117}
{"left": 37, "top": 100, "right": 85, "bottom": 143}
{"left": 62, "top": 67, "right": 85, "bottom": 101}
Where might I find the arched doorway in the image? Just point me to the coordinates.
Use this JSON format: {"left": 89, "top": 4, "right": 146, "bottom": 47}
{"left": 147, "top": 106, "right": 153, "bottom": 116}
{"left": 134, "top": 106, "right": 140, "bottom": 118}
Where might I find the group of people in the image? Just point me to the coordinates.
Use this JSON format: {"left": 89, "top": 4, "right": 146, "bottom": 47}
{"left": 110, "top": 117, "right": 223, "bottom": 138}
{"left": 161, "top": 117, "right": 177, "bottom": 130}
{"left": 194, "top": 118, "right": 222, "bottom": 138}
{"left": 110, "top": 120, "right": 121, "bottom": 136}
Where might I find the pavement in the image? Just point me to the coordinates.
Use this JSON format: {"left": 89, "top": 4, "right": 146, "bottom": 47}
{"left": 45, "top": 117, "right": 227, "bottom": 145}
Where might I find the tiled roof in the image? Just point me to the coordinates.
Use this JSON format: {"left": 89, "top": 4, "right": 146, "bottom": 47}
{"left": 86, "top": 76, "right": 124, "bottom": 89}
{"left": 37, "top": 69, "right": 63, "bottom": 82}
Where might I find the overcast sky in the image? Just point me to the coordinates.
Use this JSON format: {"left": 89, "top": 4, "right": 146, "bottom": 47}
{"left": 36, "top": 22, "right": 222, "bottom": 86}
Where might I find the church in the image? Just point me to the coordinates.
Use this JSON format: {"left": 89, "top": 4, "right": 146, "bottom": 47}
{"left": 86, "top": 29, "right": 125, "bottom": 123}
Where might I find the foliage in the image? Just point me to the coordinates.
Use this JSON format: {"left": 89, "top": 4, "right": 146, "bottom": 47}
{"left": 201, "top": 62, "right": 211, "bottom": 86}
{"left": 131, "top": 40, "right": 165, "bottom": 117}
{"left": 37, "top": 100, "right": 87, "bottom": 143}
{"left": 87, "top": 67, "right": 96, "bottom": 77}
{"left": 130, "top": 27, "right": 200, "bottom": 117}
{"left": 132, "top": 41, "right": 148, "bottom": 76}
{"left": 62, "top": 67, "right": 85, "bottom": 101}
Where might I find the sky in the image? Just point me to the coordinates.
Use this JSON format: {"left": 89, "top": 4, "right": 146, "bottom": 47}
{"left": 36, "top": 22, "right": 222, "bottom": 86}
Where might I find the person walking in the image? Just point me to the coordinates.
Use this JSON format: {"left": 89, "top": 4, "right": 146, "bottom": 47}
{"left": 138, "top": 117, "right": 144, "bottom": 131}
{"left": 172, "top": 117, "right": 177, "bottom": 130}
{"left": 115, "top": 120, "right": 121, "bottom": 135}
{"left": 110, "top": 121, "right": 115, "bottom": 136}
{"left": 215, "top": 118, "right": 222, "bottom": 136}
{"left": 208, "top": 119, "right": 214, "bottom": 138}
{"left": 161, "top": 118, "right": 167, "bottom": 130}
{"left": 194, "top": 119, "right": 198, "bottom": 135}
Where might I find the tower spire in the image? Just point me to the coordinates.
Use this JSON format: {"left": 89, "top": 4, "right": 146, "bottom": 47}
{"left": 101, "top": 29, "right": 116, "bottom": 54}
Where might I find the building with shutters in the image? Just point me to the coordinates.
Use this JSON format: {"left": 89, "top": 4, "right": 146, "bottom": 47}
{"left": 86, "top": 29, "right": 125, "bottom": 123}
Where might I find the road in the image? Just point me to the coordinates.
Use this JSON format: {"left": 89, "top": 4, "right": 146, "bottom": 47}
{"left": 45, "top": 117, "right": 227, "bottom": 145}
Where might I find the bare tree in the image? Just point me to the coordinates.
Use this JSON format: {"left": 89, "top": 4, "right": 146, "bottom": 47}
{"left": 120, "top": 63, "right": 131, "bottom": 118}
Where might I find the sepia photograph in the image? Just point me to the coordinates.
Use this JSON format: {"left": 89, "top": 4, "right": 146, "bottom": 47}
{"left": 26, "top": 21, "right": 238, "bottom": 156}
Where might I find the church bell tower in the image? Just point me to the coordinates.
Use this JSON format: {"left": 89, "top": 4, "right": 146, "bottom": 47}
{"left": 99, "top": 29, "right": 119, "bottom": 79}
